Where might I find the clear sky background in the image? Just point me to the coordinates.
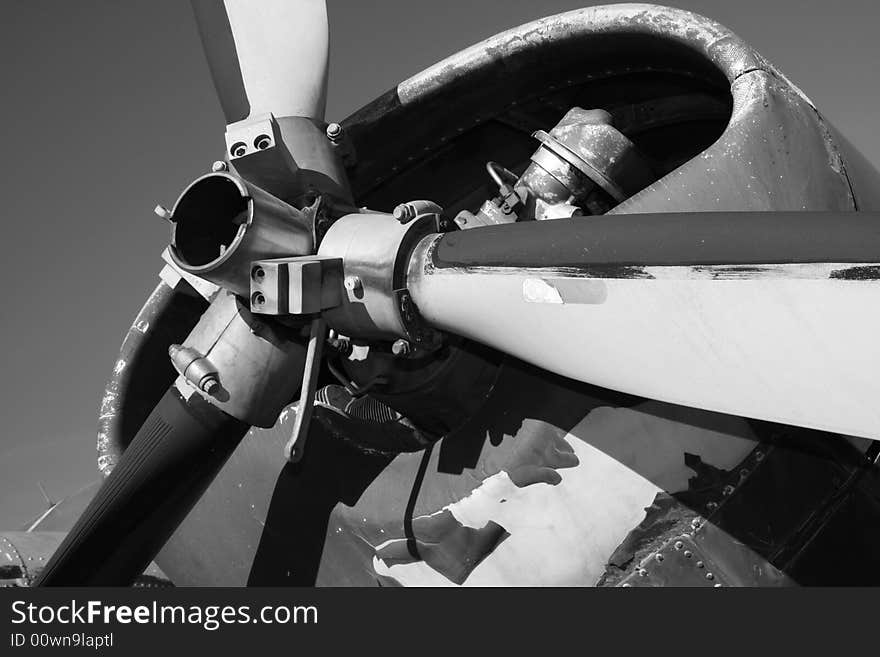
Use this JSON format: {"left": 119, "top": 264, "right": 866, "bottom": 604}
{"left": 0, "top": 0, "right": 877, "bottom": 528}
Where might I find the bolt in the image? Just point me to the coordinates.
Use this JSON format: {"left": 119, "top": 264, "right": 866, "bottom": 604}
{"left": 211, "top": 160, "right": 228, "bottom": 172}
{"left": 154, "top": 204, "right": 172, "bottom": 222}
{"left": 344, "top": 276, "right": 362, "bottom": 294}
{"left": 392, "top": 339, "right": 411, "bottom": 357}
{"left": 393, "top": 203, "right": 416, "bottom": 223}
{"left": 326, "top": 123, "right": 343, "bottom": 140}
{"left": 200, "top": 376, "right": 219, "bottom": 395}
{"left": 254, "top": 134, "right": 272, "bottom": 150}
{"left": 230, "top": 141, "right": 247, "bottom": 158}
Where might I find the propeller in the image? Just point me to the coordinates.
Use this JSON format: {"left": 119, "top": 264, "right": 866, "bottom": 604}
{"left": 406, "top": 210, "right": 880, "bottom": 440}
{"left": 190, "top": 0, "right": 328, "bottom": 122}
{"left": 36, "top": 0, "right": 328, "bottom": 586}
{"left": 36, "top": 0, "right": 880, "bottom": 588}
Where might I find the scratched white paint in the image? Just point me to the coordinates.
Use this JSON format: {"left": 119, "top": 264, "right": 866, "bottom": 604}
{"left": 523, "top": 278, "right": 564, "bottom": 304}
{"left": 373, "top": 405, "right": 756, "bottom": 586}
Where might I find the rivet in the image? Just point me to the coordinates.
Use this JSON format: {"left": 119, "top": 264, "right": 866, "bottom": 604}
{"left": 638, "top": 568, "right": 647, "bottom": 577}
{"left": 754, "top": 450, "right": 765, "bottom": 461}
{"left": 739, "top": 468, "right": 750, "bottom": 479}
{"left": 706, "top": 572, "right": 715, "bottom": 580}
{"left": 655, "top": 553, "right": 664, "bottom": 563}
{"left": 696, "top": 561, "right": 705, "bottom": 569}
{"left": 684, "top": 550, "right": 693, "bottom": 558}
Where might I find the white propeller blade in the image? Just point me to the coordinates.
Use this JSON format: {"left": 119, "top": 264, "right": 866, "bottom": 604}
{"left": 191, "top": 0, "right": 329, "bottom": 121}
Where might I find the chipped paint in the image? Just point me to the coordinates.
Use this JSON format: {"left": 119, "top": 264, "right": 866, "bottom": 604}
{"left": 399, "top": 5, "right": 760, "bottom": 104}
{"left": 522, "top": 277, "right": 608, "bottom": 303}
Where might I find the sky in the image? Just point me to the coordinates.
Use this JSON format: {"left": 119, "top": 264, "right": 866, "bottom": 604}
{"left": 0, "top": 0, "right": 878, "bottom": 528}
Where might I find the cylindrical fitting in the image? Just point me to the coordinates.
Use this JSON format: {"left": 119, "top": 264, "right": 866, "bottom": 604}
{"left": 520, "top": 108, "right": 654, "bottom": 208}
{"left": 318, "top": 211, "right": 438, "bottom": 342}
{"left": 174, "top": 290, "right": 307, "bottom": 427}
{"left": 168, "top": 172, "right": 313, "bottom": 297}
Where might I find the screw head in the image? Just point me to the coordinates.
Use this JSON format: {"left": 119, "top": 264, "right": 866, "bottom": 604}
{"left": 211, "top": 160, "right": 228, "bottom": 172}
{"left": 230, "top": 141, "right": 247, "bottom": 158}
{"left": 326, "top": 122, "right": 343, "bottom": 140}
{"left": 344, "top": 276, "right": 362, "bottom": 293}
{"left": 254, "top": 134, "right": 272, "bottom": 150}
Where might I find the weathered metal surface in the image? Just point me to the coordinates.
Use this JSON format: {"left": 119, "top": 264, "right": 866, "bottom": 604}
{"left": 97, "top": 280, "right": 206, "bottom": 477}
{"left": 102, "top": 4, "right": 880, "bottom": 586}
{"left": 610, "top": 430, "right": 880, "bottom": 586}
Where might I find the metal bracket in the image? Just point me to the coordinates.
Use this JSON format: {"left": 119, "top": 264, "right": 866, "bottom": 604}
{"left": 225, "top": 112, "right": 300, "bottom": 202}
{"left": 284, "top": 317, "right": 326, "bottom": 463}
{"left": 250, "top": 256, "right": 343, "bottom": 315}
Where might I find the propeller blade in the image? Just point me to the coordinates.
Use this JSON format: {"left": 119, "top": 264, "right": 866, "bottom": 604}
{"left": 190, "top": 0, "right": 329, "bottom": 121}
{"left": 35, "top": 386, "right": 248, "bottom": 586}
{"left": 408, "top": 211, "right": 880, "bottom": 439}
